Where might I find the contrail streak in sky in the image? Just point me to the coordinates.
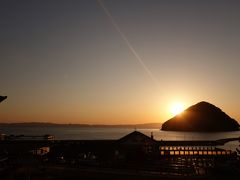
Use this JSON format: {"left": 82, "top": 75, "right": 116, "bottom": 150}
{"left": 97, "top": 0, "right": 159, "bottom": 86}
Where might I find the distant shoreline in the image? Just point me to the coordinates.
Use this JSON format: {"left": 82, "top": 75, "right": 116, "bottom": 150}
{"left": 0, "top": 122, "right": 162, "bottom": 129}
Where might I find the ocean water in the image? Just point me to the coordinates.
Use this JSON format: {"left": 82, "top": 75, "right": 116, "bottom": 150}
{"left": 1, "top": 126, "right": 239, "bottom": 151}
{"left": 0, "top": 126, "right": 239, "bottom": 141}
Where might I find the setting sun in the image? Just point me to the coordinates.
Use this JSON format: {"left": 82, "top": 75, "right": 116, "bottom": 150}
{"left": 170, "top": 102, "right": 185, "bottom": 116}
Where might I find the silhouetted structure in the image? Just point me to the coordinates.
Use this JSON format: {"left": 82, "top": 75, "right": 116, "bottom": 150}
{"left": 162, "top": 101, "right": 239, "bottom": 131}
{"left": 0, "top": 96, "right": 7, "bottom": 103}
{"left": 0, "top": 131, "right": 239, "bottom": 179}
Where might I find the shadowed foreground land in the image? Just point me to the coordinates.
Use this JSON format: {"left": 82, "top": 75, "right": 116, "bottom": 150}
{"left": 0, "top": 131, "right": 240, "bottom": 179}
{"left": 2, "top": 165, "right": 239, "bottom": 180}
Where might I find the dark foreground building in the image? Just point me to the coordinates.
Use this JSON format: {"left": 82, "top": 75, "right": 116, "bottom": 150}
{"left": 0, "top": 131, "right": 240, "bottom": 179}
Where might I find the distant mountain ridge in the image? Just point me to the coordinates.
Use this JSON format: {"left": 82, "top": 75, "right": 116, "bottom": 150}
{"left": 162, "top": 101, "right": 239, "bottom": 132}
{"left": 0, "top": 122, "right": 162, "bottom": 129}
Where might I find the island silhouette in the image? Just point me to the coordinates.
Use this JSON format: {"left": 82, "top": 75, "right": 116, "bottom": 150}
{"left": 162, "top": 101, "right": 239, "bottom": 132}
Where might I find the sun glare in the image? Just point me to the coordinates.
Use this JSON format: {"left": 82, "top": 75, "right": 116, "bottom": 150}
{"left": 170, "top": 102, "right": 184, "bottom": 116}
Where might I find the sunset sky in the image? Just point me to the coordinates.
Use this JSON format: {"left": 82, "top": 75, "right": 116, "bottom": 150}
{"left": 1, "top": 0, "right": 240, "bottom": 124}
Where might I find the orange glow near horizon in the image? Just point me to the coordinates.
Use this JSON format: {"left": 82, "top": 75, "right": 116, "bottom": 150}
{"left": 1, "top": 95, "right": 240, "bottom": 125}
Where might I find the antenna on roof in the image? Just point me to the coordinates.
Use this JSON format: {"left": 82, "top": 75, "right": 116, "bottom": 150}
{"left": 151, "top": 132, "right": 154, "bottom": 140}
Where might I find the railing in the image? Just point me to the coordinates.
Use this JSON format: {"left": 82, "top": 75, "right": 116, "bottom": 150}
{"left": 159, "top": 146, "right": 234, "bottom": 156}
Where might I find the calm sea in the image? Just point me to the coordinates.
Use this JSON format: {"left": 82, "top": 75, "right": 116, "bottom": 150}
{"left": 0, "top": 126, "right": 239, "bottom": 141}
{"left": 0, "top": 126, "right": 239, "bottom": 151}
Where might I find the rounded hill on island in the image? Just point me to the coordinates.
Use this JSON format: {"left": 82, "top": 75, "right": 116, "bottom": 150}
{"left": 162, "top": 101, "right": 239, "bottom": 132}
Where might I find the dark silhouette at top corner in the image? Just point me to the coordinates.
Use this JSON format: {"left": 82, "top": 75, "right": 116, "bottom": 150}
{"left": 0, "top": 96, "right": 7, "bottom": 103}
